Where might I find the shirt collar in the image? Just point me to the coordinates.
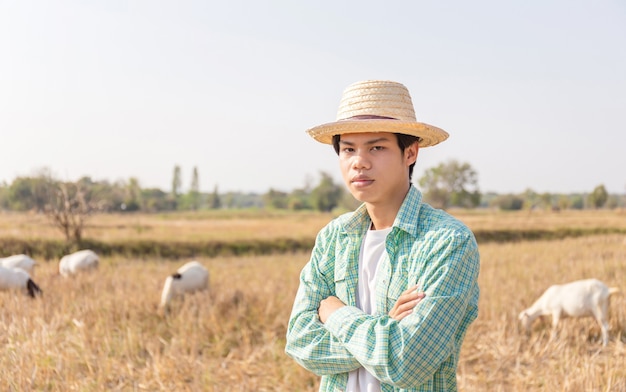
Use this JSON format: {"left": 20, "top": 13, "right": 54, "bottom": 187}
{"left": 393, "top": 185, "right": 423, "bottom": 237}
{"left": 342, "top": 185, "right": 423, "bottom": 237}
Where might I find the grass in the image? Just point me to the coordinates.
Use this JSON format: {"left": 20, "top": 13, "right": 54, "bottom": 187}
{"left": 0, "top": 210, "right": 334, "bottom": 243}
{"left": 0, "top": 253, "right": 317, "bottom": 391}
{"left": 2, "top": 209, "right": 626, "bottom": 244}
{"left": 458, "top": 234, "right": 626, "bottom": 391}
{"left": 1, "top": 210, "right": 625, "bottom": 390}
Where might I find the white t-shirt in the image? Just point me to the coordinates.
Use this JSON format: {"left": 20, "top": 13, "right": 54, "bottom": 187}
{"left": 346, "top": 226, "right": 392, "bottom": 392}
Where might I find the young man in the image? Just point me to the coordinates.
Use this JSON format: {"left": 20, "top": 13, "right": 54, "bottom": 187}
{"left": 285, "top": 80, "right": 480, "bottom": 391}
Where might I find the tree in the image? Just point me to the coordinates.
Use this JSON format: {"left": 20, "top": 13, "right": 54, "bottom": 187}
{"left": 5, "top": 169, "right": 53, "bottom": 212}
{"left": 311, "top": 171, "right": 343, "bottom": 212}
{"left": 557, "top": 195, "right": 570, "bottom": 210}
{"left": 606, "top": 195, "right": 619, "bottom": 209}
{"left": 570, "top": 194, "right": 585, "bottom": 210}
{"left": 490, "top": 194, "right": 524, "bottom": 211}
{"left": 141, "top": 188, "right": 170, "bottom": 211}
{"left": 522, "top": 188, "right": 538, "bottom": 210}
{"left": 188, "top": 166, "right": 200, "bottom": 210}
{"left": 0, "top": 182, "right": 7, "bottom": 210}
{"left": 588, "top": 184, "right": 608, "bottom": 209}
{"left": 171, "top": 165, "right": 182, "bottom": 210}
{"left": 44, "top": 180, "right": 100, "bottom": 244}
{"left": 209, "top": 184, "right": 221, "bottom": 209}
{"left": 287, "top": 188, "right": 312, "bottom": 210}
{"left": 418, "top": 160, "right": 480, "bottom": 209}
{"left": 263, "top": 188, "right": 289, "bottom": 209}
{"left": 539, "top": 192, "right": 553, "bottom": 210}
{"left": 6, "top": 177, "right": 40, "bottom": 211}
{"left": 122, "top": 177, "right": 142, "bottom": 211}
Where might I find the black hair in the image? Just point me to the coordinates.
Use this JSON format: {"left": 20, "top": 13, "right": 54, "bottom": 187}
{"left": 332, "top": 133, "right": 420, "bottom": 181}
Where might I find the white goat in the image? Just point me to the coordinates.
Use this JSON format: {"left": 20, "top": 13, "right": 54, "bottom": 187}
{"left": 518, "top": 278, "right": 620, "bottom": 346}
{"left": 160, "top": 261, "right": 209, "bottom": 309}
{"left": 59, "top": 249, "right": 100, "bottom": 277}
{"left": 0, "top": 265, "right": 43, "bottom": 298}
{"left": 0, "top": 254, "right": 37, "bottom": 274}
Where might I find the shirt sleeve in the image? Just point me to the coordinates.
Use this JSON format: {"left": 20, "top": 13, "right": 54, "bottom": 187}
{"left": 323, "top": 230, "right": 480, "bottom": 388}
{"left": 285, "top": 227, "right": 362, "bottom": 376}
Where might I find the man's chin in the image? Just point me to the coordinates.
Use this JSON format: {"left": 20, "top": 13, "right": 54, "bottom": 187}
{"left": 349, "top": 189, "right": 375, "bottom": 204}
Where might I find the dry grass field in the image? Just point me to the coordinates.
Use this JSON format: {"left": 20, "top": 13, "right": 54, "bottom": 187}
{"left": 1, "top": 209, "right": 625, "bottom": 391}
{"left": 460, "top": 234, "right": 626, "bottom": 391}
{"left": 2, "top": 208, "right": 626, "bottom": 243}
{"left": 0, "top": 210, "right": 334, "bottom": 243}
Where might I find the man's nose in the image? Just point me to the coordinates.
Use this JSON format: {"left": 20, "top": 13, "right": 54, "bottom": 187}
{"left": 351, "top": 152, "right": 370, "bottom": 169}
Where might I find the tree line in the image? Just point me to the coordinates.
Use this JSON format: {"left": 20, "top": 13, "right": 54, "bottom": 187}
{"left": 1, "top": 161, "right": 623, "bottom": 245}
{"left": 0, "top": 161, "right": 622, "bottom": 216}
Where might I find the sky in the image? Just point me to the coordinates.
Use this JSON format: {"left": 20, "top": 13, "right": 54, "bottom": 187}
{"left": 1, "top": 0, "right": 625, "bottom": 195}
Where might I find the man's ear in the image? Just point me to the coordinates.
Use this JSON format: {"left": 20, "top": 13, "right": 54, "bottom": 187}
{"left": 405, "top": 142, "right": 419, "bottom": 165}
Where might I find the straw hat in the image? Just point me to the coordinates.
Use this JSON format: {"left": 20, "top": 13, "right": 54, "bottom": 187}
{"left": 306, "top": 80, "right": 449, "bottom": 147}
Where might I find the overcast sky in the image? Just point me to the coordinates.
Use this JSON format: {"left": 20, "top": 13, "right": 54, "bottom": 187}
{"left": 1, "top": 0, "right": 625, "bottom": 195}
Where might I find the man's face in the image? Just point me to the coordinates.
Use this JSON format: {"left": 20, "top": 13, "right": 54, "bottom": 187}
{"left": 338, "top": 132, "right": 417, "bottom": 205}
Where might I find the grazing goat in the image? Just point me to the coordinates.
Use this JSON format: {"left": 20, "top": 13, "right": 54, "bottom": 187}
{"left": 160, "top": 261, "right": 209, "bottom": 310}
{"left": 0, "top": 265, "right": 43, "bottom": 298}
{"left": 59, "top": 249, "right": 99, "bottom": 277}
{"left": 0, "top": 254, "right": 37, "bottom": 274}
{"left": 518, "top": 278, "right": 620, "bottom": 346}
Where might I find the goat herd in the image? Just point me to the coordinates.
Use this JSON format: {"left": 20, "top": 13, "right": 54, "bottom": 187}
{"left": 0, "top": 250, "right": 210, "bottom": 310}
{"left": 1, "top": 250, "right": 622, "bottom": 346}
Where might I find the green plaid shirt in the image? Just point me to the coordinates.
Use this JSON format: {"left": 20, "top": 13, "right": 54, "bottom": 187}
{"left": 285, "top": 186, "right": 480, "bottom": 391}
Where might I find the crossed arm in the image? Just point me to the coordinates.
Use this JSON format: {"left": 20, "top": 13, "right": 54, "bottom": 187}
{"left": 285, "top": 231, "right": 479, "bottom": 387}
{"left": 318, "top": 285, "right": 425, "bottom": 323}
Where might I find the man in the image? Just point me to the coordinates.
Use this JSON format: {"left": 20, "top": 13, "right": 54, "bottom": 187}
{"left": 285, "top": 80, "right": 480, "bottom": 391}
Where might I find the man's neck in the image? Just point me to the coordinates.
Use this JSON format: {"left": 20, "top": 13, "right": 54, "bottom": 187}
{"left": 365, "top": 185, "right": 410, "bottom": 230}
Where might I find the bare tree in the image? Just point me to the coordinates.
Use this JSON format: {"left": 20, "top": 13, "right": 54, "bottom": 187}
{"left": 44, "top": 181, "right": 98, "bottom": 244}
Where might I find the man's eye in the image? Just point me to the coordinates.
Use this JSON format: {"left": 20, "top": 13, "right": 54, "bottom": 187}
{"left": 371, "top": 146, "right": 384, "bottom": 151}
{"left": 342, "top": 148, "right": 354, "bottom": 153}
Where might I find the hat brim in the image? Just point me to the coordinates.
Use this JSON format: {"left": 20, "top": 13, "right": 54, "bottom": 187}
{"left": 306, "top": 119, "right": 449, "bottom": 147}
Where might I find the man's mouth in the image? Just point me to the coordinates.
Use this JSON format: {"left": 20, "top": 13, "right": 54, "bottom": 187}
{"left": 351, "top": 177, "right": 374, "bottom": 187}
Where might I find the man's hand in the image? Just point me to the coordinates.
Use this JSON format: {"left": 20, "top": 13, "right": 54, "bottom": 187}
{"left": 388, "top": 285, "right": 425, "bottom": 321}
{"left": 318, "top": 296, "right": 346, "bottom": 324}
